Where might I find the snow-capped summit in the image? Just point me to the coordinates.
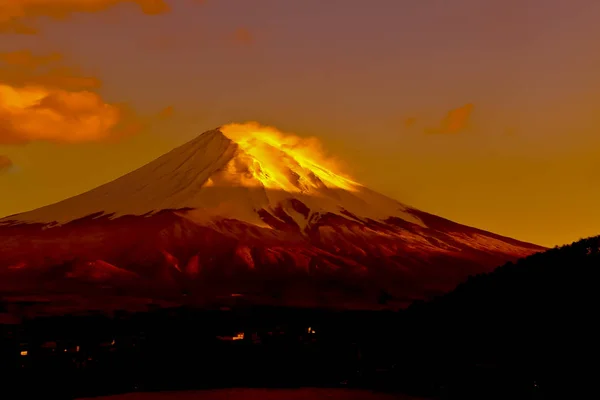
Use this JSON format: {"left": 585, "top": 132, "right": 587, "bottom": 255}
{"left": 0, "top": 123, "right": 545, "bottom": 311}
{"left": 4, "top": 124, "right": 421, "bottom": 228}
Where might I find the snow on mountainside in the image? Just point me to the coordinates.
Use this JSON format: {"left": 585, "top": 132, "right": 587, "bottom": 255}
{"left": 0, "top": 123, "right": 545, "bottom": 310}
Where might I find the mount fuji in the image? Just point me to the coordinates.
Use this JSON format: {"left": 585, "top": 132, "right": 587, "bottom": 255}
{"left": 0, "top": 123, "right": 544, "bottom": 311}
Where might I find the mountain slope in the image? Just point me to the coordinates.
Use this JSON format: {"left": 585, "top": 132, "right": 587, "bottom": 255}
{"left": 0, "top": 123, "right": 545, "bottom": 310}
{"left": 1, "top": 127, "right": 422, "bottom": 227}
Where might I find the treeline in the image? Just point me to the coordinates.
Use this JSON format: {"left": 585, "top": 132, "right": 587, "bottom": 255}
{"left": 402, "top": 235, "right": 600, "bottom": 398}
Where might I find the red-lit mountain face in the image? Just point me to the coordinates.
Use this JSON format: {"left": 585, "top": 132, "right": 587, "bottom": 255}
{"left": 0, "top": 123, "right": 545, "bottom": 311}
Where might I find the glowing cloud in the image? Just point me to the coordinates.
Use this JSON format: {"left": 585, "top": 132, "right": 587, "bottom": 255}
{"left": 0, "top": 0, "right": 170, "bottom": 34}
{"left": 0, "top": 49, "right": 150, "bottom": 144}
{"left": 0, "top": 155, "right": 12, "bottom": 173}
{"left": 427, "top": 103, "right": 474, "bottom": 134}
{"left": 220, "top": 122, "right": 358, "bottom": 192}
{"left": 0, "top": 83, "right": 122, "bottom": 144}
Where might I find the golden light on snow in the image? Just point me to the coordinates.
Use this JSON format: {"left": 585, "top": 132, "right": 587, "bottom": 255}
{"left": 221, "top": 122, "right": 360, "bottom": 193}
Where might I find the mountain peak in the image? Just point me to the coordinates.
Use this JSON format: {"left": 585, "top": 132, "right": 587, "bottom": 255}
{"left": 0, "top": 122, "right": 545, "bottom": 310}
{"left": 2, "top": 127, "right": 237, "bottom": 224}
{"left": 2, "top": 123, "right": 420, "bottom": 227}
{"left": 220, "top": 122, "right": 359, "bottom": 193}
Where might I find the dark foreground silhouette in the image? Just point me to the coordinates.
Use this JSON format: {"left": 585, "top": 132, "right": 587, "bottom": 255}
{"left": 83, "top": 388, "right": 420, "bottom": 400}
{"left": 1, "top": 235, "right": 598, "bottom": 399}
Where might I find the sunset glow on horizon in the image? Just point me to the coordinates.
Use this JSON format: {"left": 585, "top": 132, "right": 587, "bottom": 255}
{"left": 2, "top": 0, "right": 600, "bottom": 247}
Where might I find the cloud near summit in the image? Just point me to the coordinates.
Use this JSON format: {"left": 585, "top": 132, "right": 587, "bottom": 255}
{"left": 0, "top": 0, "right": 170, "bottom": 33}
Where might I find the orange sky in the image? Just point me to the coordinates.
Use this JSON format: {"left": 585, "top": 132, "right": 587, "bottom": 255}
{"left": 1, "top": 0, "right": 600, "bottom": 247}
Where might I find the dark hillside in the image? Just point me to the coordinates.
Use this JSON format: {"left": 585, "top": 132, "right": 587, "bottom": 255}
{"left": 402, "top": 236, "right": 600, "bottom": 398}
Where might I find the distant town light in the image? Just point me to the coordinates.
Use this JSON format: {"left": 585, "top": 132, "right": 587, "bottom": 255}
{"left": 232, "top": 333, "right": 244, "bottom": 341}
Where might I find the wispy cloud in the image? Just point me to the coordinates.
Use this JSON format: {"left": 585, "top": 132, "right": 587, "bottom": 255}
{"left": 0, "top": 50, "right": 62, "bottom": 67}
{"left": 230, "top": 27, "right": 254, "bottom": 46}
{"left": 0, "top": 155, "right": 13, "bottom": 173}
{"left": 0, "top": 0, "right": 170, "bottom": 34}
{"left": 0, "top": 50, "right": 101, "bottom": 90}
{"left": 426, "top": 103, "right": 474, "bottom": 134}
{"left": 404, "top": 117, "right": 417, "bottom": 129}
{"left": 157, "top": 105, "right": 175, "bottom": 119}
